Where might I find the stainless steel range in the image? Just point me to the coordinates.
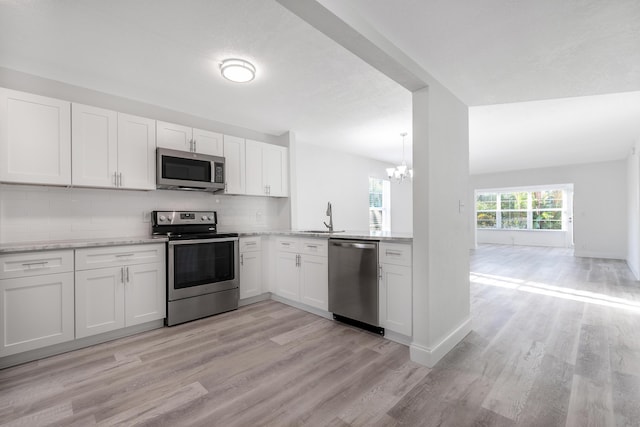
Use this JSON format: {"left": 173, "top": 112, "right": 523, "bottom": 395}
{"left": 152, "top": 210, "right": 239, "bottom": 326}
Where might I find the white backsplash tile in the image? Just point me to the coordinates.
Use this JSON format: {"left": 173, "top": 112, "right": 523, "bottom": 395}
{"left": 0, "top": 184, "right": 288, "bottom": 243}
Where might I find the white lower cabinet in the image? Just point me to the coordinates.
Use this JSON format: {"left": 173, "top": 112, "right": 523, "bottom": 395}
{"left": 0, "top": 250, "right": 75, "bottom": 357}
{"left": 239, "top": 237, "right": 262, "bottom": 300}
{"left": 275, "top": 237, "right": 328, "bottom": 310}
{"left": 75, "top": 244, "right": 166, "bottom": 339}
{"left": 379, "top": 242, "right": 412, "bottom": 336}
{"left": 75, "top": 266, "right": 125, "bottom": 337}
{"left": 299, "top": 254, "right": 328, "bottom": 310}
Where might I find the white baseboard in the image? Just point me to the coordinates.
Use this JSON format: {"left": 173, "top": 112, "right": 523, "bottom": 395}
{"left": 0, "top": 320, "right": 164, "bottom": 370}
{"left": 410, "top": 317, "right": 472, "bottom": 368}
{"left": 573, "top": 250, "right": 625, "bottom": 260}
{"left": 269, "top": 294, "right": 333, "bottom": 320}
{"left": 239, "top": 293, "right": 271, "bottom": 307}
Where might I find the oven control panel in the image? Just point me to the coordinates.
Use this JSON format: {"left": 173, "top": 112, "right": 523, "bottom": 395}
{"left": 153, "top": 211, "right": 217, "bottom": 226}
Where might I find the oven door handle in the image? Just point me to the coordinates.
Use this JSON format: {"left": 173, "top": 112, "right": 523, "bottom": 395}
{"left": 168, "top": 237, "right": 239, "bottom": 246}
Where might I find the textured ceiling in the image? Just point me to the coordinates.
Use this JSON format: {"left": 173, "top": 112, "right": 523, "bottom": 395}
{"left": 1, "top": 0, "right": 639, "bottom": 173}
{"left": 340, "top": 0, "right": 640, "bottom": 106}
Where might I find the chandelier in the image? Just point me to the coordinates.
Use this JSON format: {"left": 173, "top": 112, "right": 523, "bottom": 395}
{"left": 386, "top": 132, "right": 413, "bottom": 183}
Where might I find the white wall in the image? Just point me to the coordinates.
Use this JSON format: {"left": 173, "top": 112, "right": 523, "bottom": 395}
{"left": 291, "top": 143, "right": 412, "bottom": 233}
{"left": 471, "top": 159, "right": 628, "bottom": 259}
{"left": 627, "top": 141, "right": 640, "bottom": 279}
{"left": 0, "top": 184, "right": 288, "bottom": 243}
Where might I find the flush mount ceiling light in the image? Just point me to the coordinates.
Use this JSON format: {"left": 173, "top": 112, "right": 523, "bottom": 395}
{"left": 220, "top": 58, "right": 256, "bottom": 83}
{"left": 386, "top": 132, "right": 413, "bottom": 183}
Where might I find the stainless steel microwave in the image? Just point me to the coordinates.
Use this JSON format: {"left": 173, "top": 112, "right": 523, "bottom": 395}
{"left": 156, "top": 148, "right": 225, "bottom": 192}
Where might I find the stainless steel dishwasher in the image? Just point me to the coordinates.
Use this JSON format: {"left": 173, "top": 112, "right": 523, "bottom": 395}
{"left": 328, "top": 239, "right": 383, "bottom": 335}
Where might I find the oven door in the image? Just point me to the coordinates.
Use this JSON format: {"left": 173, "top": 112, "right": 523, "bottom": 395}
{"left": 167, "top": 237, "right": 239, "bottom": 301}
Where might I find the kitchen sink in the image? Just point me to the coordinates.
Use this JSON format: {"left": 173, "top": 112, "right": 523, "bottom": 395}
{"left": 299, "top": 230, "right": 345, "bottom": 234}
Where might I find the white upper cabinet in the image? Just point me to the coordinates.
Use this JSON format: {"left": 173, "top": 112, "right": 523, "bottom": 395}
{"left": 263, "top": 143, "right": 288, "bottom": 197}
{"left": 192, "top": 128, "right": 224, "bottom": 156}
{"left": 223, "top": 134, "right": 246, "bottom": 195}
{"left": 0, "top": 88, "right": 71, "bottom": 186}
{"left": 157, "top": 121, "right": 223, "bottom": 156}
{"left": 72, "top": 104, "right": 155, "bottom": 190}
{"left": 117, "top": 113, "right": 156, "bottom": 190}
{"left": 72, "top": 103, "right": 118, "bottom": 188}
{"left": 245, "top": 139, "right": 288, "bottom": 197}
{"left": 245, "top": 139, "right": 263, "bottom": 196}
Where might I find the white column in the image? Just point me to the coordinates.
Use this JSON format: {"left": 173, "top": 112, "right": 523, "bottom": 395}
{"left": 410, "top": 83, "right": 472, "bottom": 367}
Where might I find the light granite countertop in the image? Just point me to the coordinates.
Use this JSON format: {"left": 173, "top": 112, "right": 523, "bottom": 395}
{"left": 0, "top": 236, "right": 168, "bottom": 254}
{"left": 0, "top": 230, "right": 411, "bottom": 254}
{"left": 238, "top": 230, "right": 413, "bottom": 242}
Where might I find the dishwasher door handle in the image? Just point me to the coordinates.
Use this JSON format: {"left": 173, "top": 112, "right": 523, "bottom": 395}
{"left": 331, "top": 242, "right": 376, "bottom": 250}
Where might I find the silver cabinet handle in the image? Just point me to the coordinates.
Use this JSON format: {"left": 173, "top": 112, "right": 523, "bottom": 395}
{"left": 240, "top": 253, "right": 244, "bottom": 266}
{"left": 385, "top": 250, "right": 402, "bottom": 256}
{"left": 22, "top": 261, "right": 48, "bottom": 269}
{"left": 113, "top": 172, "right": 118, "bottom": 187}
{"left": 267, "top": 185, "right": 271, "bottom": 195}
{"left": 306, "top": 244, "right": 318, "bottom": 248}
{"left": 379, "top": 265, "right": 383, "bottom": 279}
{"left": 116, "top": 253, "right": 134, "bottom": 258}
{"left": 121, "top": 267, "right": 124, "bottom": 283}
{"left": 189, "top": 139, "right": 194, "bottom": 152}
{"left": 126, "top": 266, "right": 130, "bottom": 283}
{"left": 295, "top": 254, "right": 300, "bottom": 267}
{"left": 225, "top": 183, "right": 228, "bottom": 192}
{"left": 245, "top": 242, "right": 257, "bottom": 246}
{"left": 118, "top": 172, "right": 123, "bottom": 187}
{"left": 194, "top": 140, "right": 197, "bottom": 152}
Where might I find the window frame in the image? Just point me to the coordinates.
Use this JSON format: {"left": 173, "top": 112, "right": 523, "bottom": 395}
{"left": 476, "top": 187, "right": 565, "bottom": 231}
{"left": 369, "top": 177, "right": 391, "bottom": 232}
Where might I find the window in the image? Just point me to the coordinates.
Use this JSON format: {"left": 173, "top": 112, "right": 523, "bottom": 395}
{"left": 369, "top": 177, "right": 390, "bottom": 232}
{"left": 476, "top": 188, "right": 564, "bottom": 230}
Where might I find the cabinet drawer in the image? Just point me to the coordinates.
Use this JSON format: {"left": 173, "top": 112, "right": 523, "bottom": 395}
{"left": 75, "top": 244, "right": 165, "bottom": 271}
{"left": 379, "top": 243, "right": 412, "bottom": 267}
{"left": 275, "top": 237, "right": 299, "bottom": 253}
{"left": 0, "top": 250, "right": 74, "bottom": 279}
{"left": 301, "top": 238, "right": 328, "bottom": 257}
{"left": 240, "top": 236, "right": 262, "bottom": 252}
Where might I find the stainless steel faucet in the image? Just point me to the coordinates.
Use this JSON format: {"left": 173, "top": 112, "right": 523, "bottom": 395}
{"left": 323, "top": 202, "right": 333, "bottom": 232}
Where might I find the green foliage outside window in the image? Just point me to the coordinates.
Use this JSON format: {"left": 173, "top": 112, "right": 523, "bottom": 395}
{"left": 476, "top": 189, "right": 564, "bottom": 231}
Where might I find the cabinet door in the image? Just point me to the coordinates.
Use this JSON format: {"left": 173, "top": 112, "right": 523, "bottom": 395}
{"left": 379, "top": 263, "right": 412, "bottom": 336}
{"left": 240, "top": 251, "right": 262, "bottom": 299}
{"left": 223, "top": 135, "right": 246, "bottom": 194}
{"left": 117, "top": 113, "right": 156, "bottom": 190}
{"left": 245, "top": 139, "right": 264, "bottom": 196}
{"left": 300, "top": 254, "right": 328, "bottom": 310}
{"left": 0, "top": 272, "right": 74, "bottom": 357}
{"left": 193, "top": 128, "right": 223, "bottom": 156}
{"left": 156, "top": 121, "right": 192, "bottom": 152}
{"left": 71, "top": 103, "right": 118, "bottom": 188}
{"left": 75, "top": 267, "right": 126, "bottom": 338}
{"left": 125, "top": 262, "right": 165, "bottom": 326}
{"left": 0, "top": 88, "right": 71, "bottom": 185}
{"left": 275, "top": 251, "right": 299, "bottom": 301}
{"left": 263, "top": 144, "right": 288, "bottom": 197}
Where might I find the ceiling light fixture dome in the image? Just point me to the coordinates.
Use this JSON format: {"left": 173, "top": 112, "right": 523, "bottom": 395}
{"left": 220, "top": 58, "right": 256, "bottom": 83}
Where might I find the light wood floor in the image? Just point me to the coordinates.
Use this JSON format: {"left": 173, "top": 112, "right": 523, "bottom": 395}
{"left": 2, "top": 244, "right": 640, "bottom": 426}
